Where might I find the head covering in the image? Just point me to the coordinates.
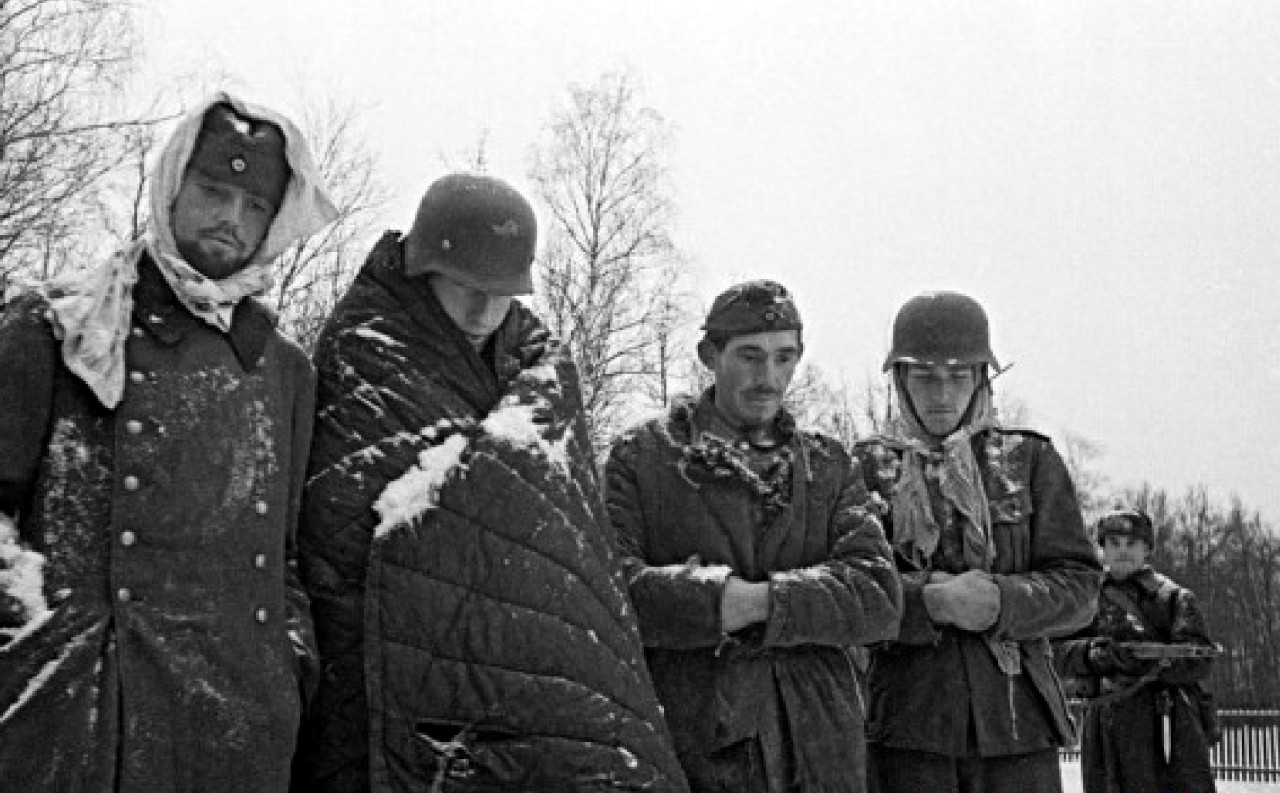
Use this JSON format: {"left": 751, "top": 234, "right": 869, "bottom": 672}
{"left": 187, "top": 103, "right": 290, "bottom": 209}
{"left": 1096, "top": 508, "right": 1155, "bottom": 547}
{"left": 403, "top": 173, "right": 536, "bottom": 295}
{"left": 702, "top": 280, "right": 803, "bottom": 337}
{"left": 888, "top": 365, "right": 998, "bottom": 571}
{"left": 883, "top": 290, "right": 1000, "bottom": 372}
{"left": 32, "top": 91, "right": 339, "bottom": 408}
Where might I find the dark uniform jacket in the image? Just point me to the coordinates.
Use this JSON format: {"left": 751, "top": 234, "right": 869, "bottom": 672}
{"left": 0, "top": 257, "right": 317, "bottom": 792}
{"left": 605, "top": 392, "right": 902, "bottom": 792}
{"left": 1057, "top": 567, "right": 1217, "bottom": 793}
{"left": 293, "top": 233, "right": 688, "bottom": 793}
{"left": 853, "top": 429, "right": 1102, "bottom": 758}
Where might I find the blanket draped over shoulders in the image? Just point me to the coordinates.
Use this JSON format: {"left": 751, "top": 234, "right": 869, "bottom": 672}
{"left": 295, "top": 232, "right": 689, "bottom": 793}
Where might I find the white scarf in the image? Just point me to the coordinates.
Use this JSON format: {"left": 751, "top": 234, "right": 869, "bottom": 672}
{"left": 34, "top": 91, "right": 338, "bottom": 408}
{"left": 890, "top": 369, "right": 997, "bottom": 571}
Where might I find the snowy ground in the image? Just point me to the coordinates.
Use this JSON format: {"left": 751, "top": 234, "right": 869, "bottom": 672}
{"left": 1060, "top": 762, "right": 1280, "bottom": 792}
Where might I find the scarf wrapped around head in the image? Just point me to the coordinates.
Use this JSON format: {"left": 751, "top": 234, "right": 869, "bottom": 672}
{"left": 890, "top": 367, "right": 997, "bottom": 571}
{"left": 31, "top": 91, "right": 339, "bottom": 408}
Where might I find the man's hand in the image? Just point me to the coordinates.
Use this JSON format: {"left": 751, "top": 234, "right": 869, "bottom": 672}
{"left": 721, "top": 576, "right": 770, "bottom": 633}
{"left": 923, "top": 570, "right": 1001, "bottom": 632}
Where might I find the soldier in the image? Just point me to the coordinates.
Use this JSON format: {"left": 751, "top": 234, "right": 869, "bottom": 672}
{"left": 292, "top": 173, "right": 688, "bottom": 792}
{"left": 0, "top": 93, "right": 338, "bottom": 791}
{"left": 853, "top": 290, "right": 1103, "bottom": 793}
{"left": 605, "top": 280, "right": 903, "bottom": 792}
{"left": 1057, "top": 508, "right": 1219, "bottom": 793}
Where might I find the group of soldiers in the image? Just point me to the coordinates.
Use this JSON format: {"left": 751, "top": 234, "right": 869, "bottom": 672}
{"left": 0, "top": 94, "right": 1221, "bottom": 793}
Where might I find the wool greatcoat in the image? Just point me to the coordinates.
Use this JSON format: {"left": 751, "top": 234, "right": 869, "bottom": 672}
{"left": 0, "top": 256, "right": 317, "bottom": 791}
{"left": 605, "top": 392, "right": 902, "bottom": 792}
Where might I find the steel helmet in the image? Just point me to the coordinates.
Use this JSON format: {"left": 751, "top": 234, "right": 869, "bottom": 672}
{"left": 403, "top": 173, "right": 537, "bottom": 295}
{"left": 1095, "top": 508, "right": 1156, "bottom": 547}
{"left": 883, "top": 291, "right": 1000, "bottom": 371}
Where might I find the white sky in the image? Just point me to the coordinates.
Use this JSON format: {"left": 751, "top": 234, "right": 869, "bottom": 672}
{"left": 134, "top": 0, "right": 1280, "bottom": 522}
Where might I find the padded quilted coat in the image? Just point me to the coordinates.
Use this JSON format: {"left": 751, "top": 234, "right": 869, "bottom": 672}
{"left": 293, "top": 233, "right": 688, "bottom": 793}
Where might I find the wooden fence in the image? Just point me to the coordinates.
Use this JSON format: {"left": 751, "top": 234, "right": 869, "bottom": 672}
{"left": 1060, "top": 705, "right": 1280, "bottom": 784}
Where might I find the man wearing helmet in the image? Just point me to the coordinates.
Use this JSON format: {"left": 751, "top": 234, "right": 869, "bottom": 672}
{"left": 292, "top": 174, "right": 688, "bottom": 792}
{"left": 1057, "top": 509, "right": 1219, "bottom": 793}
{"left": 853, "top": 291, "right": 1102, "bottom": 793}
{"left": 605, "top": 280, "right": 902, "bottom": 792}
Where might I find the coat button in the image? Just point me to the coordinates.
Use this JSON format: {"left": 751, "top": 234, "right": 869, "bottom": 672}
{"left": 129, "top": 371, "right": 146, "bottom": 384}
{"left": 254, "top": 553, "right": 267, "bottom": 569}
{"left": 255, "top": 500, "right": 269, "bottom": 516}
{"left": 120, "top": 530, "right": 136, "bottom": 547}
{"left": 123, "top": 475, "right": 140, "bottom": 491}
{"left": 131, "top": 327, "right": 145, "bottom": 338}
{"left": 255, "top": 608, "right": 268, "bottom": 623}
{"left": 117, "top": 588, "right": 132, "bottom": 603}
{"left": 126, "top": 420, "right": 143, "bottom": 435}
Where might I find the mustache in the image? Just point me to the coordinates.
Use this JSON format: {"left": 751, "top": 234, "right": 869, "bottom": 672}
{"left": 202, "top": 225, "right": 244, "bottom": 248}
{"left": 745, "top": 388, "right": 782, "bottom": 398}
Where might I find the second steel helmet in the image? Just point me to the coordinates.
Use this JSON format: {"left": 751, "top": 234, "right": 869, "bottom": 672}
{"left": 883, "top": 291, "right": 1000, "bottom": 372}
{"left": 403, "top": 173, "right": 537, "bottom": 295}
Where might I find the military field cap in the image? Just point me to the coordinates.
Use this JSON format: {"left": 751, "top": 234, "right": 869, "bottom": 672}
{"left": 404, "top": 173, "right": 537, "bottom": 296}
{"left": 187, "top": 103, "right": 290, "bottom": 209}
{"left": 1095, "top": 508, "right": 1155, "bottom": 546}
{"left": 702, "top": 280, "right": 803, "bottom": 336}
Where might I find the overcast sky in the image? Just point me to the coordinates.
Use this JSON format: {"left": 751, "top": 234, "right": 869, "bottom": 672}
{"left": 134, "top": 0, "right": 1280, "bottom": 522}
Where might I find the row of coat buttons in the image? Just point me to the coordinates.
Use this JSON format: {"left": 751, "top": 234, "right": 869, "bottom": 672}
{"left": 115, "top": 586, "right": 270, "bottom": 623}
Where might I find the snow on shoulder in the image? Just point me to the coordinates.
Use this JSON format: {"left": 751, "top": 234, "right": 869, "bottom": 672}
{"left": 480, "top": 361, "right": 574, "bottom": 475}
{"left": 373, "top": 432, "right": 469, "bottom": 538}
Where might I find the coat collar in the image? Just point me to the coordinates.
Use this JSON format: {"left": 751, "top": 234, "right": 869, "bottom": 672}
{"left": 132, "top": 253, "right": 275, "bottom": 371}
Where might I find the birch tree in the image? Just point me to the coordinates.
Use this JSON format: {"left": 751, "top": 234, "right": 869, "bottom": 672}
{"left": 528, "top": 71, "right": 692, "bottom": 454}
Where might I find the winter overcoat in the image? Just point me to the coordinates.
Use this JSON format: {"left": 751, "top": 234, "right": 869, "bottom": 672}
{"left": 1056, "top": 567, "right": 1217, "bottom": 793}
{"left": 293, "top": 232, "right": 688, "bottom": 793}
{"left": 853, "top": 429, "right": 1102, "bottom": 761}
{"left": 605, "top": 393, "right": 902, "bottom": 792}
{"left": 0, "top": 257, "right": 317, "bottom": 792}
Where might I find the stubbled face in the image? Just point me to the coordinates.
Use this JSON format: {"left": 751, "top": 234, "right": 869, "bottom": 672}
{"left": 171, "top": 170, "right": 276, "bottom": 279}
{"left": 707, "top": 330, "right": 802, "bottom": 429}
{"left": 1102, "top": 533, "right": 1150, "bottom": 580}
{"left": 902, "top": 363, "right": 979, "bottom": 438}
{"left": 428, "top": 273, "right": 513, "bottom": 350}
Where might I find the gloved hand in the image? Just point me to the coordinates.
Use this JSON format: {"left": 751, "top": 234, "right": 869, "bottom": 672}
{"left": 1087, "top": 637, "right": 1148, "bottom": 675}
{"left": 922, "top": 570, "right": 1001, "bottom": 632}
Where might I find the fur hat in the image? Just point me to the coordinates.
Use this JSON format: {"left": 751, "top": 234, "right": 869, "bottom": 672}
{"left": 1095, "top": 508, "right": 1155, "bottom": 547}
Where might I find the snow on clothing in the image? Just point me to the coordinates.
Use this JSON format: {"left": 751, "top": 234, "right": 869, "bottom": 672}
{"left": 853, "top": 429, "right": 1102, "bottom": 791}
{"left": 0, "top": 256, "right": 318, "bottom": 792}
{"left": 1056, "top": 566, "right": 1217, "bottom": 793}
{"left": 605, "top": 393, "right": 903, "bottom": 793}
{"left": 293, "top": 232, "right": 689, "bottom": 793}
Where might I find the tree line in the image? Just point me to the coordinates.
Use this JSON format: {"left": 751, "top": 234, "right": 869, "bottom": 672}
{"left": 4, "top": 0, "right": 1275, "bottom": 709}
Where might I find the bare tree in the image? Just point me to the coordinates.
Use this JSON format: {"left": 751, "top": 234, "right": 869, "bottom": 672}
{"left": 267, "top": 92, "right": 389, "bottom": 351}
{"left": 1060, "top": 430, "right": 1110, "bottom": 521}
{"left": 527, "top": 71, "right": 693, "bottom": 454}
{"left": 0, "top": 0, "right": 167, "bottom": 283}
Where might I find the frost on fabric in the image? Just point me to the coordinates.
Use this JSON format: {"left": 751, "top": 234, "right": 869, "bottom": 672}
{"left": 0, "top": 511, "right": 50, "bottom": 635}
{"left": 347, "top": 325, "right": 405, "bottom": 349}
{"left": 481, "top": 361, "right": 574, "bottom": 476}
{"left": 372, "top": 433, "right": 470, "bottom": 538}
